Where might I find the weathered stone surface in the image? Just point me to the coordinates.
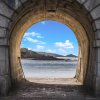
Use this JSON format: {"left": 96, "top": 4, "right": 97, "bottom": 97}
{"left": 0, "top": 60, "right": 9, "bottom": 75}
{"left": 96, "top": 48, "right": 100, "bottom": 63}
{"left": 91, "top": 5, "right": 100, "bottom": 19}
{"left": 84, "top": 0, "right": 100, "bottom": 11}
{"left": 97, "top": 63, "right": 100, "bottom": 77}
{"left": 0, "top": 0, "right": 100, "bottom": 97}
{"left": 0, "top": 15, "right": 10, "bottom": 28}
{"left": 0, "top": 38, "right": 8, "bottom": 46}
{"left": 95, "top": 30, "right": 100, "bottom": 39}
{"left": 0, "top": 1, "right": 13, "bottom": 18}
{"left": 0, "top": 28, "right": 6, "bottom": 38}
{"left": 94, "top": 20, "right": 100, "bottom": 29}
{"left": 14, "top": 0, "right": 22, "bottom": 9}
{"left": 3, "top": 0, "right": 15, "bottom": 9}
{"left": 93, "top": 40, "right": 100, "bottom": 47}
{"left": 92, "top": 22, "right": 96, "bottom": 31}
{"left": 0, "top": 75, "right": 10, "bottom": 95}
{"left": 0, "top": 79, "right": 99, "bottom": 99}
{"left": 0, "top": 47, "right": 9, "bottom": 75}
{"left": 96, "top": 77, "right": 100, "bottom": 95}
{"left": 76, "top": 0, "right": 86, "bottom": 4}
{"left": 0, "top": 47, "right": 6, "bottom": 61}
{"left": 21, "top": 0, "right": 27, "bottom": 3}
{"left": 91, "top": 0, "right": 100, "bottom": 9}
{"left": 3, "top": 0, "right": 22, "bottom": 10}
{"left": 84, "top": 0, "right": 93, "bottom": 10}
{"left": 46, "top": 0, "right": 57, "bottom": 10}
{"left": 0, "top": 46, "right": 9, "bottom": 95}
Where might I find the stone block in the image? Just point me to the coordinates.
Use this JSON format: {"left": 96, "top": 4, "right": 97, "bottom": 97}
{"left": 92, "top": 21, "right": 96, "bottom": 31}
{"left": 0, "top": 1, "right": 13, "bottom": 18}
{"left": 3, "top": 0, "right": 15, "bottom": 9}
{"left": 84, "top": 0, "right": 100, "bottom": 11}
{"left": 0, "top": 46, "right": 9, "bottom": 60}
{"left": 96, "top": 62, "right": 100, "bottom": 77}
{"left": 95, "top": 77, "right": 100, "bottom": 96}
{"left": 0, "top": 60, "right": 9, "bottom": 75}
{"left": 3, "top": 0, "right": 20, "bottom": 10}
{"left": 0, "top": 38, "right": 8, "bottom": 46}
{"left": 0, "top": 47, "right": 6, "bottom": 60}
{"left": 14, "top": 0, "right": 21, "bottom": 9}
{"left": 92, "top": 0, "right": 100, "bottom": 8}
{"left": 91, "top": 5, "right": 100, "bottom": 19}
{"left": 46, "top": 0, "right": 58, "bottom": 10}
{"left": 93, "top": 40, "right": 100, "bottom": 48}
{"left": 0, "top": 15, "right": 10, "bottom": 28}
{"left": 96, "top": 48, "right": 100, "bottom": 63}
{"left": 95, "top": 30, "right": 100, "bottom": 39}
{"left": 94, "top": 19, "right": 100, "bottom": 30}
{"left": 0, "top": 75, "right": 11, "bottom": 95}
{"left": 84, "top": 0, "right": 95, "bottom": 11}
{"left": 76, "top": 0, "right": 86, "bottom": 4}
{"left": 0, "top": 47, "right": 9, "bottom": 75}
{"left": 0, "top": 28, "right": 6, "bottom": 38}
{"left": 21, "top": 0, "right": 27, "bottom": 3}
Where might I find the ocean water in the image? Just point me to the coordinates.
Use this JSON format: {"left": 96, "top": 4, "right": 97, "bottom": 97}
{"left": 21, "top": 59, "right": 77, "bottom": 78}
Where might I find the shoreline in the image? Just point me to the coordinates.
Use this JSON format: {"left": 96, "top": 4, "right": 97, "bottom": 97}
{"left": 21, "top": 58, "right": 78, "bottom": 62}
{"left": 21, "top": 58, "right": 65, "bottom": 60}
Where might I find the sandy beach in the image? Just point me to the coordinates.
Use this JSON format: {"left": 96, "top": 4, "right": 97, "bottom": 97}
{"left": 26, "top": 77, "right": 82, "bottom": 85}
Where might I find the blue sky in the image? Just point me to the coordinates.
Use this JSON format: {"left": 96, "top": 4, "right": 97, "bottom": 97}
{"left": 21, "top": 20, "right": 78, "bottom": 56}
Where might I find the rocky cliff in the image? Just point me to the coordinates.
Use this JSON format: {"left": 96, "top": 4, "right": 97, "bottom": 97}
{"left": 21, "top": 48, "right": 62, "bottom": 60}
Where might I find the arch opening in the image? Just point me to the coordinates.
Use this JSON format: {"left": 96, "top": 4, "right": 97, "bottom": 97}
{"left": 20, "top": 20, "right": 79, "bottom": 84}
{"left": 0, "top": 0, "right": 99, "bottom": 96}
{"left": 9, "top": 11, "right": 89, "bottom": 85}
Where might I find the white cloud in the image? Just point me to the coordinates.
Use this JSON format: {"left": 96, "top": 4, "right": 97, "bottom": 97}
{"left": 41, "top": 21, "right": 46, "bottom": 24}
{"left": 24, "top": 32, "right": 44, "bottom": 38}
{"left": 24, "top": 32, "right": 38, "bottom": 37}
{"left": 46, "top": 48, "right": 67, "bottom": 56}
{"left": 26, "top": 37, "right": 46, "bottom": 44}
{"left": 58, "top": 48, "right": 67, "bottom": 55}
{"left": 55, "top": 40, "right": 74, "bottom": 49}
{"left": 37, "top": 35, "right": 44, "bottom": 38}
{"left": 46, "top": 49, "right": 56, "bottom": 53}
{"left": 27, "top": 37, "right": 38, "bottom": 42}
{"left": 27, "top": 48, "right": 33, "bottom": 50}
{"left": 46, "top": 49, "right": 52, "bottom": 53}
{"left": 36, "top": 45, "right": 45, "bottom": 50}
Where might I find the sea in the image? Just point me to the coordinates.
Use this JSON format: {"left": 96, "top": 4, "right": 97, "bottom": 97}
{"left": 21, "top": 59, "right": 78, "bottom": 78}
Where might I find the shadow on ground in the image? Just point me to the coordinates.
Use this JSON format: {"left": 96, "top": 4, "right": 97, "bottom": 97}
{"left": 0, "top": 79, "right": 99, "bottom": 100}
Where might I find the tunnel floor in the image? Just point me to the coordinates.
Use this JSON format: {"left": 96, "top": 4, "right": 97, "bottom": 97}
{"left": 0, "top": 79, "right": 99, "bottom": 100}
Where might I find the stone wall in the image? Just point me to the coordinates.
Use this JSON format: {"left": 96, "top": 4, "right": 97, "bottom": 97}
{"left": 0, "top": 0, "right": 100, "bottom": 96}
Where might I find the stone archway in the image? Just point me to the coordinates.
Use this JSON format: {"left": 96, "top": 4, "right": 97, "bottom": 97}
{"left": 10, "top": 11, "right": 89, "bottom": 83}
{"left": 9, "top": 0, "right": 92, "bottom": 91}
{"left": 0, "top": 0, "right": 100, "bottom": 96}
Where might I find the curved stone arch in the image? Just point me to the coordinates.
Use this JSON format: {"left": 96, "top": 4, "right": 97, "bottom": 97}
{"left": 9, "top": 0, "right": 92, "bottom": 89}
{"left": 10, "top": 10, "right": 88, "bottom": 81}
{"left": 0, "top": 0, "right": 100, "bottom": 96}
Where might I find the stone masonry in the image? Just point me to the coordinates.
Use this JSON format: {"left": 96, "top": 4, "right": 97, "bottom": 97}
{"left": 0, "top": 0, "right": 100, "bottom": 97}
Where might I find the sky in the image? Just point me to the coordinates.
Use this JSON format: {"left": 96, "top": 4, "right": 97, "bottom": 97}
{"left": 21, "top": 20, "right": 78, "bottom": 56}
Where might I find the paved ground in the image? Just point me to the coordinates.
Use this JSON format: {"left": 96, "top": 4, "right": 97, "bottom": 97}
{"left": 0, "top": 79, "right": 100, "bottom": 100}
